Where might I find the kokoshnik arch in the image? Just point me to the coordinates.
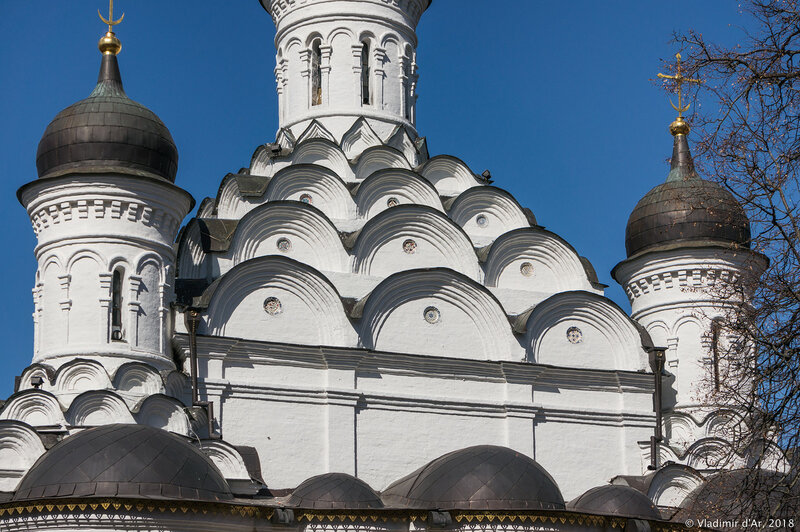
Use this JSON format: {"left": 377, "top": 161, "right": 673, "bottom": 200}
{"left": 0, "top": 1, "right": 792, "bottom": 530}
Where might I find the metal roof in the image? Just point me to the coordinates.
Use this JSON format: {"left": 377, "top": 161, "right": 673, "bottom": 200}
{"left": 13, "top": 424, "right": 232, "bottom": 502}
{"left": 624, "top": 134, "right": 750, "bottom": 258}
{"left": 381, "top": 445, "right": 565, "bottom": 510}
{"left": 287, "top": 473, "right": 383, "bottom": 509}
{"left": 567, "top": 485, "right": 661, "bottom": 520}
{"left": 35, "top": 53, "right": 178, "bottom": 182}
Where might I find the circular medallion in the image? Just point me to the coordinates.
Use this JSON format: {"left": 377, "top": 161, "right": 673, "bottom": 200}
{"left": 520, "top": 262, "right": 534, "bottom": 277}
{"left": 566, "top": 326, "right": 583, "bottom": 344}
{"left": 276, "top": 237, "right": 292, "bottom": 252}
{"left": 264, "top": 297, "right": 283, "bottom": 316}
{"left": 476, "top": 214, "right": 489, "bottom": 228}
{"left": 387, "top": 197, "right": 400, "bottom": 207}
{"left": 424, "top": 306, "right": 441, "bottom": 324}
{"left": 403, "top": 239, "right": 417, "bottom": 254}
{"left": 299, "top": 193, "right": 313, "bottom": 204}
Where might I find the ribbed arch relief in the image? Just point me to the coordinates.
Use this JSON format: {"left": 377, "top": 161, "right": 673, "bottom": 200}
{"left": 176, "top": 220, "right": 209, "bottom": 280}
{"left": 525, "top": 291, "right": 648, "bottom": 371}
{"left": 360, "top": 269, "right": 518, "bottom": 361}
{"left": 225, "top": 201, "right": 349, "bottom": 275}
{"left": 0, "top": 390, "right": 66, "bottom": 427}
{"left": 664, "top": 412, "right": 699, "bottom": 453}
{"left": 216, "top": 173, "right": 263, "bottom": 220}
{"left": 646, "top": 464, "right": 705, "bottom": 508}
{"left": 296, "top": 120, "right": 337, "bottom": 144}
{"left": 290, "top": 139, "right": 354, "bottom": 181}
{"left": 355, "top": 168, "right": 443, "bottom": 220}
{"left": 251, "top": 135, "right": 353, "bottom": 181}
{"left": 113, "top": 362, "right": 166, "bottom": 397}
{"left": 203, "top": 256, "right": 357, "bottom": 347}
{"left": 198, "top": 440, "right": 252, "bottom": 481}
{"left": 352, "top": 206, "right": 481, "bottom": 281}
{"left": 448, "top": 187, "right": 531, "bottom": 247}
{"left": 266, "top": 164, "right": 356, "bottom": 223}
{"left": 0, "top": 421, "right": 46, "bottom": 491}
{"left": 484, "top": 228, "right": 593, "bottom": 293}
{"left": 341, "top": 118, "right": 382, "bottom": 160}
{"left": 386, "top": 126, "right": 421, "bottom": 167}
{"left": 165, "top": 371, "right": 190, "bottom": 405}
{"left": 685, "top": 438, "right": 736, "bottom": 470}
{"left": 354, "top": 145, "right": 411, "bottom": 180}
{"left": 17, "top": 364, "right": 55, "bottom": 393}
{"left": 420, "top": 155, "right": 481, "bottom": 197}
{"left": 135, "top": 395, "right": 191, "bottom": 436}
{"left": 704, "top": 410, "right": 745, "bottom": 442}
{"left": 66, "top": 390, "right": 135, "bottom": 427}
{"left": 53, "top": 359, "right": 111, "bottom": 396}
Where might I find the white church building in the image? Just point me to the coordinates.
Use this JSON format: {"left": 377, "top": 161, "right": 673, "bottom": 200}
{"left": 0, "top": 1, "right": 789, "bottom": 530}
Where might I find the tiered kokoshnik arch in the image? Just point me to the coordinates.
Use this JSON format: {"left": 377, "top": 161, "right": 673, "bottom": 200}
{"left": 0, "top": 1, "right": 793, "bottom": 531}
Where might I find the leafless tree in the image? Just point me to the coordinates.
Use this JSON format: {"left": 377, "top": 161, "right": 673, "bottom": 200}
{"left": 668, "top": 0, "right": 800, "bottom": 526}
{"left": 668, "top": 0, "right": 799, "bottom": 524}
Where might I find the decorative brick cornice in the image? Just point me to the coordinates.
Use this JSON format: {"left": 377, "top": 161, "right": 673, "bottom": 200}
{"left": 29, "top": 198, "right": 180, "bottom": 239}
{"left": 623, "top": 265, "right": 741, "bottom": 302}
{"left": 262, "top": 0, "right": 431, "bottom": 26}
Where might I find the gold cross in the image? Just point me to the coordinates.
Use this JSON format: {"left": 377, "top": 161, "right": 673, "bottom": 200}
{"left": 98, "top": 0, "right": 125, "bottom": 32}
{"left": 657, "top": 53, "right": 701, "bottom": 118}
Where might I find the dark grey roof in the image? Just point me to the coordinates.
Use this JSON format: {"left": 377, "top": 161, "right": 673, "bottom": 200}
{"left": 624, "top": 134, "right": 750, "bottom": 258}
{"left": 13, "top": 424, "right": 232, "bottom": 502}
{"left": 679, "top": 469, "right": 799, "bottom": 521}
{"left": 36, "top": 53, "right": 178, "bottom": 182}
{"left": 287, "top": 473, "right": 383, "bottom": 509}
{"left": 381, "top": 445, "right": 564, "bottom": 510}
{"left": 567, "top": 485, "right": 661, "bottom": 520}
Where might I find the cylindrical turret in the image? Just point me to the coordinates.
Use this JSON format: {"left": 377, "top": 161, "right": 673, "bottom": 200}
{"left": 18, "top": 32, "right": 194, "bottom": 373}
{"left": 259, "top": 0, "right": 431, "bottom": 141}
{"left": 613, "top": 121, "right": 765, "bottom": 409}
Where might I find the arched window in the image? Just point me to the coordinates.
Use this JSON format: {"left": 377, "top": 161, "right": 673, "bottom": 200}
{"left": 404, "top": 49, "right": 413, "bottom": 120}
{"left": 361, "top": 41, "right": 371, "bottom": 105}
{"left": 404, "top": 83, "right": 412, "bottom": 120}
{"left": 311, "top": 40, "right": 322, "bottom": 106}
{"left": 111, "top": 269, "right": 124, "bottom": 341}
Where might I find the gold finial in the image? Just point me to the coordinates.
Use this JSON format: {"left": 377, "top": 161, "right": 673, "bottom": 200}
{"left": 657, "top": 53, "right": 702, "bottom": 136}
{"left": 97, "top": 0, "right": 124, "bottom": 56}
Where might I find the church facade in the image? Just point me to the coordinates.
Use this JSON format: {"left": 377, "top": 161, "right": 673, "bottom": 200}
{"left": 0, "top": 1, "right": 788, "bottom": 530}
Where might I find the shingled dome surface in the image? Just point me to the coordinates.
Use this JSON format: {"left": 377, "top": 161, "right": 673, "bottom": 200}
{"left": 13, "top": 424, "right": 232, "bottom": 502}
{"left": 287, "top": 473, "right": 384, "bottom": 509}
{"left": 624, "top": 133, "right": 750, "bottom": 258}
{"left": 36, "top": 53, "right": 178, "bottom": 182}
{"left": 381, "top": 445, "right": 565, "bottom": 510}
{"left": 567, "top": 485, "right": 661, "bottom": 520}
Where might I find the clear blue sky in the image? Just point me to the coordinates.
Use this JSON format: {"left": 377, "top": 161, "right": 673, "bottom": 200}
{"left": 0, "top": 1, "right": 743, "bottom": 397}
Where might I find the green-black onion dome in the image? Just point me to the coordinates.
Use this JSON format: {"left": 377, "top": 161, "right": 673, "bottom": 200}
{"left": 624, "top": 124, "right": 750, "bottom": 258}
{"left": 36, "top": 34, "right": 178, "bottom": 182}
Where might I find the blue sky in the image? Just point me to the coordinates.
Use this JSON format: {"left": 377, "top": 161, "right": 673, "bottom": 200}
{"left": 0, "top": 1, "right": 743, "bottom": 396}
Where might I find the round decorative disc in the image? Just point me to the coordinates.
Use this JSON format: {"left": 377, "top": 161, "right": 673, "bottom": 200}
{"left": 264, "top": 297, "right": 283, "bottom": 316}
{"left": 424, "top": 306, "right": 441, "bottom": 324}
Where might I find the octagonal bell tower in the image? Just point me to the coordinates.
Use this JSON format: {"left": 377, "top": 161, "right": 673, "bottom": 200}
{"left": 260, "top": 0, "right": 431, "bottom": 141}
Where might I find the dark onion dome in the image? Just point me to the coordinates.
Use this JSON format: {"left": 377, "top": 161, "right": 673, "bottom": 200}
{"left": 679, "top": 469, "right": 799, "bottom": 520}
{"left": 286, "top": 473, "right": 384, "bottom": 509}
{"left": 36, "top": 44, "right": 178, "bottom": 182}
{"left": 13, "top": 424, "right": 233, "bottom": 502}
{"left": 381, "top": 445, "right": 565, "bottom": 510}
{"left": 624, "top": 125, "right": 750, "bottom": 258}
{"left": 567, "top": 485, "right": 661, "bottom": 520}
